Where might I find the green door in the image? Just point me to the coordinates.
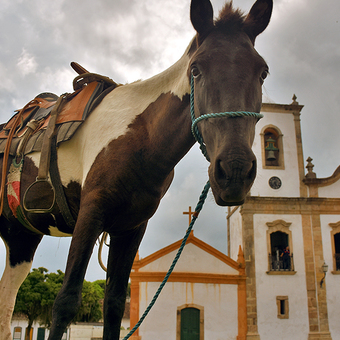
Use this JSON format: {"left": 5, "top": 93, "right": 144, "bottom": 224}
{"left": 181, "top": 307, "right": 200, "bottom": 340}
{"left": 37, "top": 328, "right": 45, "bottom": 340}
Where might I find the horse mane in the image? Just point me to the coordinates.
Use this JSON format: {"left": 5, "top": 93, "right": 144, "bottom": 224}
{"left": 214, "top": 1, "right": 247, "bottom": 34}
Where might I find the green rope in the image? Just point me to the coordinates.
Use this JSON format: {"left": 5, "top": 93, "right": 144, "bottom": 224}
{"left": 123, "top": 181, "right": 211, "bottom": 340}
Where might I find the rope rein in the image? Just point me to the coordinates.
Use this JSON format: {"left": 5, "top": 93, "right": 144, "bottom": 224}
{"left": 123, "top": 75, "right": 263, "bottom": 339}
{"left": 123, "top": 182, "right": 211, "bottom": 340}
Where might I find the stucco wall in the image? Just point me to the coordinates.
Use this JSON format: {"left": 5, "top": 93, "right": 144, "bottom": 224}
{"left": 318, "top": 180, "right": 340, "bottom": 198}
{"left": 229, "top": 207, "right": 242, "bottom": 260}
{"left": 138, "top": 281, "right": 238, "bottom": 340}
{"left": 253, "top": 213, "right": 309, "bottom": 340}
{"left": 320, "top": 214, "right": 340, "bottom": 339}
{"left": 251, "top": 110, "right": 300, "bottom": 198}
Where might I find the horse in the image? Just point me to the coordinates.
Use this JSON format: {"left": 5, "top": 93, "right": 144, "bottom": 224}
{"left": 0, "top": 0, "right": 272, "bottom": 339}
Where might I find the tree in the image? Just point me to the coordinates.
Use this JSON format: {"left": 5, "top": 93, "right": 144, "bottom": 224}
{"left": 14, "top": 268, "right": 104, "bottom": 337}
{"left": 73, "top": 280, "right": 103, "bottom": 322}
{"left": 14, "top": 267, "right": 61, "bottom": 340}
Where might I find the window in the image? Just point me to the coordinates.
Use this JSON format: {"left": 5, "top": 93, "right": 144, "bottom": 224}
{"left": 329, "top": 222, "right": 340, "bottom": 272}
{"left": 276, "top": 296, "right": 289, "bottom": 319}
{"left": 25, "top": 328, "right": 33, "bottom": 340}
{"left": 61, "top": 330, "right": 68, "bottom": 340}
{"left": 37, "top": 328, "right": 45, "bottom": 340}
{"left": 177, "top": 304, "right": 204, "bottom": 340}
{"left": 13, "top": 327, "right": 22, "bottom": 340}
{"left": 261, "top": 126, "right": 284, "bottom": 169}
{"left": 266, "top": 220, "right": 294, "bottom": 273}
{"left": 334, "top": 233, "right": 340, "bottom": 271}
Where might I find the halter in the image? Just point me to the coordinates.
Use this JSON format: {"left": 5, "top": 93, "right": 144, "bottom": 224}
{"left": 190, "top": 75, "right": 263, "bottom": 161}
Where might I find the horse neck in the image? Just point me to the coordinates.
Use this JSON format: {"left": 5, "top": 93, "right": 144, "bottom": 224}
{"left": 136, "top": 51, "right": 196, "bottom": 172}
{"left": 77, "top": 41, "right": 196, "bottom": 185}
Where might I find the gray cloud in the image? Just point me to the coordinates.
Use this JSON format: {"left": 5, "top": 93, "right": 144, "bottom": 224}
{"left": 1, "top": 0, "right": 339, "bottom": 281}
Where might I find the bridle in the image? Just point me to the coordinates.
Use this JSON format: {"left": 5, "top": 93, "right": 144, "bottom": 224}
{"left": 190, "top": 75, "right": 263, "bottom": 161}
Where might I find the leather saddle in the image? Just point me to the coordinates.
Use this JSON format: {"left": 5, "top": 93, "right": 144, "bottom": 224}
{"left": 0, "top": 62, "right": 119, "bottom": 156}
{"left": 0, "top": 62, "right": 119, "bottom": 230}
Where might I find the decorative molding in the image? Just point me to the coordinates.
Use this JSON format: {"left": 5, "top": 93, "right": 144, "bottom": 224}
{"left": 130, "top": 272, "right": 246, "bottom": 285}
{"left": 266, "top": 271, "right": 296, "bottom": 275}
{"left": 266, "top": 219, "right": 291, "bottom": 229}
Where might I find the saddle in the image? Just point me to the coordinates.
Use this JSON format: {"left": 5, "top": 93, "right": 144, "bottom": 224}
{"left": 0, "top": 62, "right": 119, "bottom": 230}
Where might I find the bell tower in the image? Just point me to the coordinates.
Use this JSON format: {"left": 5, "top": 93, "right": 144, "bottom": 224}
{"left": 250, "top": 95, "right": 305, "bottom": 198}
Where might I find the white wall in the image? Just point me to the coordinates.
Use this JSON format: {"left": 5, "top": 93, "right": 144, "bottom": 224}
{"left": 251, "top": 110, "right": 301, "bottom": 198}
{"left": 229, "top": 207, "right": 242, "bottom": 261}
{"left": 139, "top": 281, "right": 238, "bottom": 340}
{"left": 253, "top": 214, "right": 310, "bottom": 340}
{"left": 320, "top": 215, "right": 340, "bottom": 339}
{"left": 139, "top": 243, "right": 238, "bottom": 275}
{"left": 319, "top": 180, "right": 340, "bottom": 198}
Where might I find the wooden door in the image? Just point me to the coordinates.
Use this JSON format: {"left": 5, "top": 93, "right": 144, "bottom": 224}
{"left": 180, "top": 307, "right": 200, "bottom": 340}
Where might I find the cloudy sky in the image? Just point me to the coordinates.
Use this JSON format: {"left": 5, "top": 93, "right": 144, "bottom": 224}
{"left": 0, "top": 0, "right": 339, "bottom": 282}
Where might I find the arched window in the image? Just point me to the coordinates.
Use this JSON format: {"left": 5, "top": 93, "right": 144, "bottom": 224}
{"left": 266, "top": 220, "right": 294, "bottom": 272}
{"left": 177, "top": 304, "right": 204, "bottom": 340}
{"left": 261, "top": 126, "right": 284, "bottom": 169}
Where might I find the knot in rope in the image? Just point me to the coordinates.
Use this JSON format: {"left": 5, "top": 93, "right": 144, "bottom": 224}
{"left": 190, "top": 75, "right": 263, "bottom": 162}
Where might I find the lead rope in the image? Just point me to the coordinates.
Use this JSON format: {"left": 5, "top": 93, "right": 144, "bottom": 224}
{"left": 123, "top": 181, "right": 210, "bottom": 340}
{"left": 123, "top": 76, "right": 263, "bottom": 339}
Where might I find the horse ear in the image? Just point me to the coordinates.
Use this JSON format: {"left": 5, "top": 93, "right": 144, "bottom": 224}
{"left": 190, "top": 0, "right": 214, "bottom": 43}
{"left": 244, "top": 0, "right": 273, "bottom": 44}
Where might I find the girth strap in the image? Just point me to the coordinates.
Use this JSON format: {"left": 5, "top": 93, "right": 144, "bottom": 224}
{"left": 50, "top": 134, "right": 76, "bottom": 229}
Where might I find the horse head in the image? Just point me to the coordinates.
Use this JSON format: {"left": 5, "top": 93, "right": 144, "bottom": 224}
{"left": 189, "top": 0, "right": 273, "bottom": 206}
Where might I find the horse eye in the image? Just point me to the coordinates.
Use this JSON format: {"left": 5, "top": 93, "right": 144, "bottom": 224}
{"left": 261, "top": 70, "right": 269, "bottom": 82}
{"left": 261, "top": 71, "right": 268, "bottom": 80}
{"left": 191, "top": 66, "right": 200, "bottom": 78}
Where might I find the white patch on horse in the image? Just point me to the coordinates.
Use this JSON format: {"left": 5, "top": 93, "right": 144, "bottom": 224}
{"left": 0, "top": 245, "right": 32, "bottom": 340}
{"left": 55, "top": 44, "right": 191, "bottom": 187}
{"left": 48, "top": 226, "right": 72, "bottom": 237}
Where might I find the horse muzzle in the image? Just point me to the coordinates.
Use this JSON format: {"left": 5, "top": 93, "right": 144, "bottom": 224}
{"left": 209, "top": 155, "right": 257, "bottom": 206}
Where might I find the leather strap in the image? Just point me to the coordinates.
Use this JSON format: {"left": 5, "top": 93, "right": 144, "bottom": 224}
{"left": 50, "top": 134, "right": 76, "bottom": 229}
{"left": 37, "top": 95, "right": 66, "bottom": 181}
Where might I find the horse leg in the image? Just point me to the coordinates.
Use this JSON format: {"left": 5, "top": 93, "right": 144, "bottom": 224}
{"left": 0, "top": 219, "right": 42, "bottom": 340}
{"left": 103, "top": 223, "right": 147, "bottom": 340}
{"left": 48, "top": 218, "right": 102, "bottom": 340}
{"left": 0, "top": 253, "right": 32, "bottom": 340}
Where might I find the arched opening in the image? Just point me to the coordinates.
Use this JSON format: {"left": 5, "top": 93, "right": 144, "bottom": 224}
{"left": 261, "top": 126, "right": 284, "bottom": 169}
{"left": 269, "top": 231, "right": 291, "bottom": 271}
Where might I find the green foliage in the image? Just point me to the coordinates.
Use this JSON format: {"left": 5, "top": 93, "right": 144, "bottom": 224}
{"left": 14, "top": 268, "right": 105, "bottom": 330}
{"left": 73, "top": 280, "right": 103, "bottom": 322}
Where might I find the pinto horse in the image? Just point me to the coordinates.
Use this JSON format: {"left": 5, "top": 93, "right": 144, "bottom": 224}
{"left": 0, "top": 0, "right": 272, "bottom": 339}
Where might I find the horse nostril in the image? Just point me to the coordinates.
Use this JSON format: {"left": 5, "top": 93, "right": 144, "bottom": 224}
{"left": 247, "top": 160, "right": 257, "bottom": 181}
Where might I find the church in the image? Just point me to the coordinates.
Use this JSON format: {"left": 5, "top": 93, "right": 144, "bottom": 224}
{"left": 129, "top": 97, "right": 340, "bottom": 340}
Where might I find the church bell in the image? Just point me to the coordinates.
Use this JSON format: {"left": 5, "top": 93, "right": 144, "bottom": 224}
{"left": 265, "top": 137, "right": 279, "bottom": 161}
{"left": 266, "top": 150, "right": 276, "bottom": 161}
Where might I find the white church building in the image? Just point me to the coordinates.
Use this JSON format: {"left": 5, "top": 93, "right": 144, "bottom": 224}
{"left": 129, "top": 98, "right": 340, "bottom": 340}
